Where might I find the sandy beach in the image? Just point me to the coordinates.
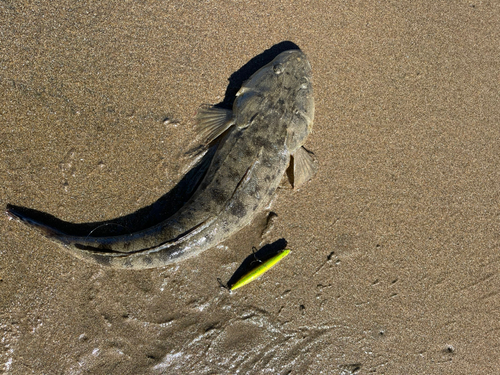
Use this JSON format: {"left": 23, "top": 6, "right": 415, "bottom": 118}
{"left": 1, "top": 1, "right": 500, "bottom": 374}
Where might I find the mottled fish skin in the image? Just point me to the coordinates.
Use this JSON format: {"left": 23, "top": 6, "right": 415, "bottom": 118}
{"left": 7, "top": 49, "right": 315, "bottom": 269}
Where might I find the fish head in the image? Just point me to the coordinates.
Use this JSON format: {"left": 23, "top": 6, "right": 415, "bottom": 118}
{"left": 236, "top": 49, "right": 314, "bottom": 152}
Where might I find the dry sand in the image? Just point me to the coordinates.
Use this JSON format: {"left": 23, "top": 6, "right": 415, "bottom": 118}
{"left": 1, "top": 1, "right": 500, "bottom": 374}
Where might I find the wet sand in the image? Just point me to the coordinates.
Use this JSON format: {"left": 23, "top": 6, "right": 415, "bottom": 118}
{"left": 2, "top": 1, "right": 500, "bottom": 374}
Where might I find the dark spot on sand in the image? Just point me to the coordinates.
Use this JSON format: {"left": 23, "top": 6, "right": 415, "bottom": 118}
{"left": 445, "top": 345, "right": 455, "bottom": 354}
{"left": 340, "top": 364, "right": 362, "bottom": 374}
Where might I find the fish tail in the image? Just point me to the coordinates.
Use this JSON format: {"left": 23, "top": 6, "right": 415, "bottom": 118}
{"left": 6, "top": 205, "right": 67, "bottom": 239}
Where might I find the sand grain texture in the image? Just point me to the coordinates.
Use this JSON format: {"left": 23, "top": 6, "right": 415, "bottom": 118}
{"left": 1, "top": 1, "right": 499, "bottom": 374}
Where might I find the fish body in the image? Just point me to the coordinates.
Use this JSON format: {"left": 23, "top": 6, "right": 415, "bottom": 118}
{"left": 7, "top": 49, "right": 316, "bottom": 269}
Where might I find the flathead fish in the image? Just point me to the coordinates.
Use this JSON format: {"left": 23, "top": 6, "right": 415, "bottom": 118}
{"left": 7, "top": 49, "right": 316, "bottom": 269}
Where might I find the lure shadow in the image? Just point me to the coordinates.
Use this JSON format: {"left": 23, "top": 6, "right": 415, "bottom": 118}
{"left": 226, "top": 238, "right": 289, "bottom": 289}
{"left": 6, "top": 41, "right": 301, "bottom": 238}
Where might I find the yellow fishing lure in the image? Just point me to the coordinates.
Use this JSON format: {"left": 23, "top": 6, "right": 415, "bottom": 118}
{"left": 230, "top": 249, "right": 291, "bottom": 291}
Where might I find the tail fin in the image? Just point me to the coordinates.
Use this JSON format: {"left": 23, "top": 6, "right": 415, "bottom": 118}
{"left": 6, "top": 204, "right": 66, "bottom": 238}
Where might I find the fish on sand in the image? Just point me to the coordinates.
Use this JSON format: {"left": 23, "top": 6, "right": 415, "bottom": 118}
{"left": 7, "top": 49, "right": 316, "bottom": 269}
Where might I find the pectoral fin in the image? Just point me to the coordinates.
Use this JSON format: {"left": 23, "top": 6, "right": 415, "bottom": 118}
{"left": 195, "top": 105, "right": 234, "bottom": 144}
{"left": 289, "top": 146, "right": 317, "bottom": 188}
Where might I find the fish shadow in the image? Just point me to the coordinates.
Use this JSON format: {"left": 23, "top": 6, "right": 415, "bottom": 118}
{"left": 226, "top": 238, "right": 289, "bottom": 289}
{"left": 6, "top": 41, "right": 301, "bottom": 237}
{"left": 6, "top": 146, "right": 216, "bottom": 236}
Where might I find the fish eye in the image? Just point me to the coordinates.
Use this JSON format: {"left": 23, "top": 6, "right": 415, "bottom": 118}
{"left": 273, "top": 63, "right": 284, "bottom": 75}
